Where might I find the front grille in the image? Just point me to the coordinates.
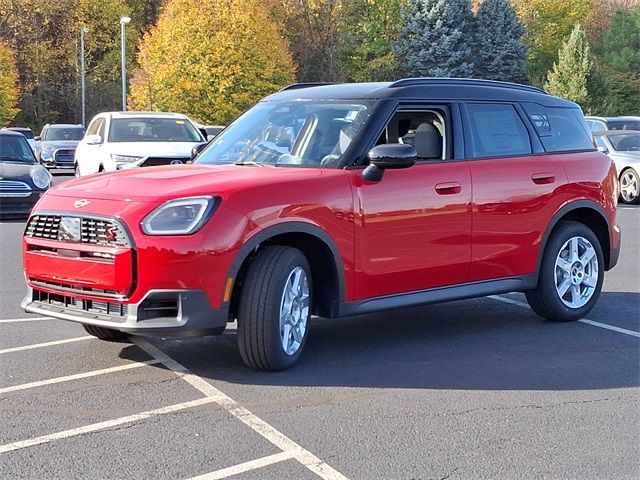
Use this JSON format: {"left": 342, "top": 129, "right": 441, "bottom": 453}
{"left": 32, "top": 288, "right": 127, "bottom": 320}
{"left": 0, "top": 180, "right": 31, "bottom": 192}
{"left": 53, "top": 149, "right": 75, "bottom": 166}
{"left": 29, "top": 278, "right": 123, "bottom": 299}
{"left": 25, "top": 214, "right": 131, "bottom": 248}
{"left": 140, "top": 157, "right": 189, "bottom": 167}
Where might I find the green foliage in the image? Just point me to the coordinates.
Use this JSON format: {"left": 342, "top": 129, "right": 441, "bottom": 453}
{"left": 338, "top": 0, "right": 406, "bottom": 81}
{"left": 394, "top": 0, "right": 474, "bottom": 78}
{"left": 544, "top": 24, "right": 592, "bottom": 106}
{"left": 129, "top": 0, "right": 296, "bottom": 124}
{"left": 0, "top": 41, "right": 19, "bottom": 124}
{"left": 473, "top": 0, "right": 528, "bottom": 83}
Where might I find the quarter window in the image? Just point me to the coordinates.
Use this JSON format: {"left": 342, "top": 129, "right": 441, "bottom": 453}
{"left": 466, "top": 103, "right": 532, "bottom": 158}
{"left": 524, "top": 105, "right": 595, "bottom": 152}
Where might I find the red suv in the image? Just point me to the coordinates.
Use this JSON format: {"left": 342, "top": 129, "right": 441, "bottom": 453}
{"left": 22, "top": 79, "right": 621, "bottom": 370}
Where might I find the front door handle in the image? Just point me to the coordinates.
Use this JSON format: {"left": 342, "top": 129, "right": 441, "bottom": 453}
{"left": 435, "top": 182, "right": 462, "bottom": 195}
{"left": 531, "top": 172, "right": 555, "bottom": 184}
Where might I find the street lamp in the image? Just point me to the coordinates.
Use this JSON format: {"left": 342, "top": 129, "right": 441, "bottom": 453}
{"left": 80, "top": 27, "right": 89, "bottom": 126}
{"left": 120, "top": 16, "right": 131, "bottom": 111}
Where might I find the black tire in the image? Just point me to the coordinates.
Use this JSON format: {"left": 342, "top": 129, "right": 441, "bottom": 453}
{"left": 525, "top": 221, "right": 604, "bottom": 322}
{"left": 82, "top": 324, "right": 130, "bottom": 341}
{"left": 619, "top": 168, "right": 640, "bottom": 205}
{"left": 237, "top": 246, "right": 312, "bottom": 371}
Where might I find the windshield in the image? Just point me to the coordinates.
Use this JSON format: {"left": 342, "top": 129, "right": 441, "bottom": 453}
{"left": 108, "top": 118, "right": 202, "bottom": 142}
{"left": 45, "top": 127, "right": 85, "bottom": 141}
{"left": 608, "top": 133, "right": 640, "bottom": 152}
{"left": 0, "top": 136, "right": 36, "bottom": 163}
{"left": 195, "top": 101, "right": 372, "bottom": 167}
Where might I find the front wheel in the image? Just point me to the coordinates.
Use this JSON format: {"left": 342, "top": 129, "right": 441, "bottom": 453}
{"left": 620, "top": 168, "right": 640, "bottom": 204}
{"left": 526, "top": 221, "right": 604, "bottom": 322}
{"left": 237, "top": 246, "right": 312, "bottom": 371}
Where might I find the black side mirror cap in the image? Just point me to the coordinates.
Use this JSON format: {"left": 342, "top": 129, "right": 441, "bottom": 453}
{"left": 191, "top": 142, "right": 208, "bottom": 159}
{"left": 363, "top": 144, "right": 417, "bottom": 182}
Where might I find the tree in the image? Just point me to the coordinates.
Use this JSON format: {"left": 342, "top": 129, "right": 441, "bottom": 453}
{"left": 393, "top": 0, "right": 474, "bottom": 78}
{"left": 473, "top": 0, "right": 528, "bottom": 83}
{"left": 338, "top": 0, "right": 406, "bottom": 82}
{"left": 0, "top": 41, "right": 19, "bottom": 124}
{"left": 129, "top": 0, "right": 295, "bottom": 124}
{"left": 544, "top": 24, "right": 592, "bottom": 106}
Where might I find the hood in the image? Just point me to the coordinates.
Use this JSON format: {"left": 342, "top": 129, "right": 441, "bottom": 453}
{"left": 108, "top": 141, "right": 201, "bottom": 158}
{"left": 48, "top": 164, "right": 323, "bottom": 202}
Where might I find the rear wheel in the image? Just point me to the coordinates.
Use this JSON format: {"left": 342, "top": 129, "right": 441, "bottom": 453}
{"left": 237, "top": 246, "right": 312, "bottom": 371}
{"left": 526, "top": 221, "right": 604, "bottom": 322}
{"left": 82, "top": 324, "right": 129, "bottom": 341}
{"left": 620, "top": 168, "right": 640, "bottom": 204}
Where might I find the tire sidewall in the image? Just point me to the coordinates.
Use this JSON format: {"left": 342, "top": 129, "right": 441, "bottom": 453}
{"left": 620, "top": 168, "right": 640, "bottom": 204}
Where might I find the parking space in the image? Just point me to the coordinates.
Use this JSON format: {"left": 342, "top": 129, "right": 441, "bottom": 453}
{"left": 0, "top": 175, "right": 638, "bottom": 479}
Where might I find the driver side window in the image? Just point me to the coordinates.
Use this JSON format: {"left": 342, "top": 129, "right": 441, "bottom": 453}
{"left": 377, "top": 109, "right": 447, "bottom": 161}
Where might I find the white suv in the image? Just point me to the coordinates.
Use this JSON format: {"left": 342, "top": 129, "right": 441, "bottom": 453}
{"left": 74, "top": 112, "right": 207, "bottom": 176}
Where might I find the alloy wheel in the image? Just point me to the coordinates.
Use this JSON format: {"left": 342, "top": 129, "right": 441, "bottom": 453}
{"left": 553, "top": 236, "right": 599, "bottom": 309}
{"left": 279, "top": 266, "right": 310, "bottom": 356}
{"left": 620, "top": 170, "right": 638, "bottom": 203}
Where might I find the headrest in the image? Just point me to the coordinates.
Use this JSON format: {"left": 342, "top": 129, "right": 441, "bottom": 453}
{"left": 414, "top": 123, "right": 441, "bottom": 159}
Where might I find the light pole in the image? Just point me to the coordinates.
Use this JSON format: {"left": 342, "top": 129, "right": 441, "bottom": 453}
{"left": 80, "top": 27, "right": 89, "bottom": 126}
{"left": 120, "top": 16, "right": 131, "bottom": 111}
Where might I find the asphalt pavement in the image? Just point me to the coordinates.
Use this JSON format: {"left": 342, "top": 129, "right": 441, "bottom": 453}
{"left": 0, "top": 171, "right": 638, "bottom": 479}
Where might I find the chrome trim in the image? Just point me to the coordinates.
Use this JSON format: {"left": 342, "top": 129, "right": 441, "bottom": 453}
{"left": 0, "top": 180, "right": 31, "bottom": 191}
{"left": 29, "top": 279, "right": 126, "bottom": 300}
{"left": 0, "top": 192, "right": 32, "bottom": 197}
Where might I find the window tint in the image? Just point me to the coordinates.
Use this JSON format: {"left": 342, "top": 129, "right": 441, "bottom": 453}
{"left": 45, "top": 126, "right": 85, "bottom": 141}
{"left": 608, "top": 120, "right": 640, "bottom": 131}
{"left": 524, "top": 105, "right": 595, "bottom": 152}
{"left": 466, "top": 103, "right": 531, "bottom": 158}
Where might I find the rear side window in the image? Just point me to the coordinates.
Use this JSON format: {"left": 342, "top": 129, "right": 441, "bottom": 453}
{"left": 524, "top": 105, "right": 594, "bottom": 152}
{"left": 466, "top": 103, "right": 532, "bottom": 158}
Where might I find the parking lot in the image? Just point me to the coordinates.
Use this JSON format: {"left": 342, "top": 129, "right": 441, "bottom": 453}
{"left": 1, "top": 171, "right": 638, "bottom": 479}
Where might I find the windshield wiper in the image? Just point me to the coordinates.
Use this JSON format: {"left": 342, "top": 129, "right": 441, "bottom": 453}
{"left": 234, "top": 160, "right": 268, "bottom": 167}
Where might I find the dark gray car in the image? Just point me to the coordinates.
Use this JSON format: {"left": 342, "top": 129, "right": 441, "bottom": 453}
{"left": 35, "top": 124, "right": 85, "bottom": 169}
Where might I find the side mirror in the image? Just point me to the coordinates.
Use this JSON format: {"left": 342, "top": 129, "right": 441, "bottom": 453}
{"left": 362, "top": 144, "right": 417, "bottom": 182}
{"left": 85, "top": 134, "right": 102, "bottom": 145}
{"left": 597, "top": 145, "right": 609, "bottom": 154}
{"left": 191, "top": 142, "right": 208, "bottom": 158}
{"left": 34, "top": 136, "right": 41, "bottom": 142}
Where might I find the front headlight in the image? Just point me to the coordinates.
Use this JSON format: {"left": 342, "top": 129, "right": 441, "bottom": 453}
{"left": 141, "top": 196, "right": 219, "bottom": 235}
{"left": 31, "top": 167, "right": 52, "bottom": 189}
{"left": 111, "top": 154, "right": 143, "bottom": 163}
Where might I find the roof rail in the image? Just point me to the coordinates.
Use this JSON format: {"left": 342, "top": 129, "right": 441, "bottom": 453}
{"left": 389, "top": 78, "right": 546, "bottom": 95}
{"left": 279, "top": 82, "right": 337, "bottom": 91}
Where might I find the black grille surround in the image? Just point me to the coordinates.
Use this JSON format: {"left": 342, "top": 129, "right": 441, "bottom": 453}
{"left": 32, "top": 288, "right": 127, "bottom": 321}
{"left": 140, "top": 157, "right": 190, "bottom": 168}
{"left": 25, "top": 214, "right": 131, "bottom": 248}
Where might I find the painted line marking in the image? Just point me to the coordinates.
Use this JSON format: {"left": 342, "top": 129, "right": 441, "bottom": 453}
{"left": 0, "top": 336, "right": 93, "bottom": 355}
{"left": 489, "top": 295, "right": 640, "bottom": 338}
{"left": 188, "top": 451, "right": 296, "bottom": 480}
{"left": 134, "top": 338, "right": 349, "bottom": 480}
{"left": 0, "top": 359, "right": 161, "bottom": 394}
{"left": 0, "top": 317, "right": 54, "bottom": 324}
{"left": 0, "top": 396, "right": 217, "bottom": 454}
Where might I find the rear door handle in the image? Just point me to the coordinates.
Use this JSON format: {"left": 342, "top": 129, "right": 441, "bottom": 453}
{"left": 434, "top": 182, "right": 462, "bottom": 195}
{"left": 531, "top": 172, "right": 555, "bottom": 184}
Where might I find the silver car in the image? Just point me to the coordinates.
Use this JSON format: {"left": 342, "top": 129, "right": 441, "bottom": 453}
{"left": 594, "top": 130, "right": 640, "bottom": 204}
{"left": 35, "top": 124, "right": 85, "bottom": 170}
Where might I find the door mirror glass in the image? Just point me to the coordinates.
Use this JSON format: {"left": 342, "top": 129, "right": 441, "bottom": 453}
{"left": 85, "top": 134, "right": 102, "bottom": 145}
{"left": 363, "top": 144, "right": 416, "bottom": 181}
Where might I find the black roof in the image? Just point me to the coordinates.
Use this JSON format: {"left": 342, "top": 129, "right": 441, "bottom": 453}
{"left": 0, "top": 130, "right": 25, "bottom": 138}
{"left": 4, "top": 127, "right": 33, "bottom": 132}
{"left": 266, "top": 78, "right": 577, "bottom": 108}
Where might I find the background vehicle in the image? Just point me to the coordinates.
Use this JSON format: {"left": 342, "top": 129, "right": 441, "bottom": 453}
{"left": 203, "top": 125, "right": 225, "bottom": 140}
{"left": 594, "top": 130, "right": 640, "bottom": 204}
{"left": 585, "top": 116, "right": 640, "bottom": 132}
{"left": 22, "top": 79, "right": 620, "bottom": 371}
{"left": 74, "top": 111, "right": 207, "bottom": 176}
{"left": 35, "top": 124, "right": 85, "bottom": 169}
{"left": 0, "top": 130, "right": 52, "bottom": 217}
{"left": 2, "top": 127, "right": 36, "bottom": 151}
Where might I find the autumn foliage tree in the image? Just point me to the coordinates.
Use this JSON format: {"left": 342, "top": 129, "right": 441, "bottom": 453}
{"left": 0, "top": 41, "right": 19, "bottom": 124}
{"left": 129, "top": 0, "right": 295, "bottom": 124}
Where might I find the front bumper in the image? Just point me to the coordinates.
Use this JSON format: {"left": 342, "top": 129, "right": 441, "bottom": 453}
{"left": 22, "top": 288, "right": 229, "bottom": 336}
{"left": 0, "top": 191, "right": 44, "bottom": 218}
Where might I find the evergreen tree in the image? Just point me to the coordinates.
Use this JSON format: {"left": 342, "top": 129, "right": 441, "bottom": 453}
{"left": 473, "top": 0, "right": 528, "bottom": 83}
{"left": 544, "top": 24, "right": 592, "bottom": 106}
{"left": 393, "top": 0, "right": 474, "bottom": 78}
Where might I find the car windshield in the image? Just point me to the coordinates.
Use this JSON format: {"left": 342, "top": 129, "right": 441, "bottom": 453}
{"left": 108, "top": 118, "right": 202, "bottom": 142}
{"left": 0, "top": 136, "right": 36, "bottom": 163}
{"left": 195, "top": 101, "right": 372, "bottom": 167}
{"left": 45, "top": 127, "right": 85, "bottom": 141}
{"left": 608, "top": 120, "right": 640, "bottom": 131}
{"left": 607, "top": 133, "right": 640, "bottom": 152}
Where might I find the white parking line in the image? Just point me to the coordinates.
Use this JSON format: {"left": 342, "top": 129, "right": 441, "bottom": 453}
{"left": 188, "top": 451, "right": 296, "bottom": 480}
{"left": 0, "top": 317, "right": 53, "bottom": 323}
{"left": 0, "top": 336, "right": 93, "bottom": 355}
{"left": 489, "top": 295, "right": 640, "bottom": 338}
{"left": 0, "top": 396, "right": 218, "bottom": 454}
{"left": 0, "top": 359, "right": 161, "bottom": 394}
{"left": 134, "top": 338, "right": 349, "bottom": 480}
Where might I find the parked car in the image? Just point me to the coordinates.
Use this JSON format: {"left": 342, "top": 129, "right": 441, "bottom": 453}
{"left": 593, "top": 130, "right": 640, "bottom": 204}
{"left": 74, "top": 111, "right": 207, "bottom": 176}
{"left": 585, "top": 116, "right": 640, "bottom": 132}
{"left": 203, "top": 125, "right": 225, "bottom": 140}
{"left": 2, "top": 127, "right": 36, "bottom": 151}
{"left": 0, "top": 130, "right": 52, "bottom": 217}
{"left": 35, "top": 124, "right": 86, "bottom": 169}
{"left": 22, "top": 79, "right": 620, "bottom": 370}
